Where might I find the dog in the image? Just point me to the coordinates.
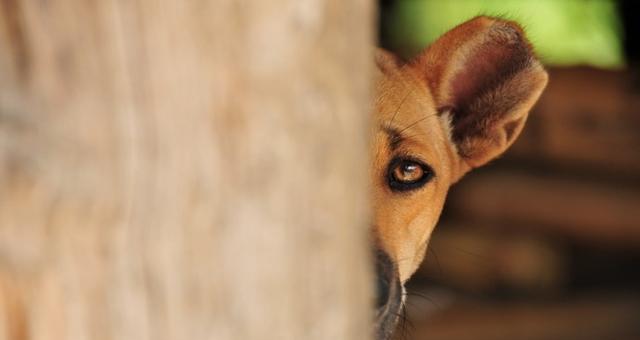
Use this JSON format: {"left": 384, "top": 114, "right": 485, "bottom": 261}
{"left": 372, "top": 16, "right": 548, "bottom": 339}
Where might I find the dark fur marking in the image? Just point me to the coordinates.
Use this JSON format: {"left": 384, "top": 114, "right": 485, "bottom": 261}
{"left": 383, "top": 126, "right": 403, "bottom": 151}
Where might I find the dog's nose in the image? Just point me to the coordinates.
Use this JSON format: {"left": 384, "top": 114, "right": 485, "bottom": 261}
{"left": 375, "top": 249, "right": 395, "bottom": 309}
{"left": 376, "top": 271, "right": 391, "bottom": 309}
{"left": 374, "top": 248, "right": 402, "bottom": 340}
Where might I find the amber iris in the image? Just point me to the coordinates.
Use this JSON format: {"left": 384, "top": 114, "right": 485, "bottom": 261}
{"left": 392, "top": 162, "right": 423, "bottom": 183}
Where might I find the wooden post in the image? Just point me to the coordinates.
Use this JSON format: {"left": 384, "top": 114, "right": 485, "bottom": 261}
{"left": 0, "top": 1, "right": 373, "bottom": 339}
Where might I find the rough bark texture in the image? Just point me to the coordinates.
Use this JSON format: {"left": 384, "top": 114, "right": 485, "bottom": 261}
{"left": 0, "top": 1, "right": 373, "bottom": 339}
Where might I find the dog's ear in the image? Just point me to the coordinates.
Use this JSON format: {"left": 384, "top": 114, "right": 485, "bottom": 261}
{"left": 410, "top": 16, "right": 548, "bottom": 177}
{"left": 376, "top": 48, "right": 402, "bottom": 73}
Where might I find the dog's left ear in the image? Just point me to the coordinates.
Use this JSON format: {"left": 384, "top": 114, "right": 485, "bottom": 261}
{"left": 410, "top": 16, "right": 548, "bottom": 178}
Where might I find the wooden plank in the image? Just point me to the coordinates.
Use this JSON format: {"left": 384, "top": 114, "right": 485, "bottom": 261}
{"left": 447, "top": 171, "right": 640, "bottom": 247}
{"left": 417, "top": 226, "right": 567, "bottom": 294}
{"left": 402, "top": 293, "right": 640, "bottom": 340}
{"left": 509, "top": 67, "right": 640, "bottom": 177}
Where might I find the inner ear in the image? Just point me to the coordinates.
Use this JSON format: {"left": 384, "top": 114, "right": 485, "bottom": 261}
{"left": 446, "top": 23, "right": 534, "bottom": 145}
{"left": 409, "top": 16, "right": 548, "bottom": 172}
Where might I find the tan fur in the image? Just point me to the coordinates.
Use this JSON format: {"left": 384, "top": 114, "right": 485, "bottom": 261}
{"left": 372, "top": 16, "right": 548, "bottom": 283}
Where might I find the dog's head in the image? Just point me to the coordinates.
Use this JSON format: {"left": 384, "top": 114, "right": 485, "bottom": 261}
{"left": 372, "top": 16, "right": 548, "bottom": 339}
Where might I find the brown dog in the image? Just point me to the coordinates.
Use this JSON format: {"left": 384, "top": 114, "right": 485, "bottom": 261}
{"left": 372, "top": 16, "right": 548, "bottom": 339}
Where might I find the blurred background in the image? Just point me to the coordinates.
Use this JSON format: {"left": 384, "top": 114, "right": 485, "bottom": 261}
{"left": 378, "top": 1, "right": 640, "bottom": 339}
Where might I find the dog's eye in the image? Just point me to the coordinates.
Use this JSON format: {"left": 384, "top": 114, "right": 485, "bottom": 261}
{"left": 387, "top": 158, "right": 434, "bottom": 192}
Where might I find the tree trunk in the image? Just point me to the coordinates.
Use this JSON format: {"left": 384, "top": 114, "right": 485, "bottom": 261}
{"left": 0, "top": 1, "right": 373, "bottom": 339}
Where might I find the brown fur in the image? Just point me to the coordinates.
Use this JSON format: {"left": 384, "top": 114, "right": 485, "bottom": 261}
{"left": 372, "top": 16, "right": 548, "bottom": 339}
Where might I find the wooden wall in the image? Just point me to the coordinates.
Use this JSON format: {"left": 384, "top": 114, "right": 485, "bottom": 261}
{"left": 0, "top": 1, "right": 374, "bottom": 339}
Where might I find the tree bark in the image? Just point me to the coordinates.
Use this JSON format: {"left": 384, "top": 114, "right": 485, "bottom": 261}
{"left": 0, "top": 1, "right": 373, "bottom": 339}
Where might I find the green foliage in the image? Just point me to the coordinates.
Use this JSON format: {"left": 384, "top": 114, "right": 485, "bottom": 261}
{"left": 386, "top": 0, "right": 624, "bottom": 68}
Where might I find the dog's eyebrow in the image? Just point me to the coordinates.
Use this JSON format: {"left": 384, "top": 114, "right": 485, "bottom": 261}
{"left": 383, "top": 126, "right": 404, "bottom": 151}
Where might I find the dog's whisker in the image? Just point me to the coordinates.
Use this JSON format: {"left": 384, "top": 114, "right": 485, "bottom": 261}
{"left": 400, "top": 132, "right": 430, "bottom": 140}
{"left": 448, "top": 246, "right": 494, "bottom": 267}
{"left": 397, "top": 113, "right": 439, "bottom": 135}
{"left": 403, "top": 291, "right": 441, "bottom": 309}
{"left": 427, "top": 245, "right": 443, "bottom": 277}
{"left": 386, "top": 87, "right": 415, "bottom": 130}
{"left": 401, "top": 303, "right": 414, "bottom": 339}
{"left": 390, "top": 306, "right": 413, "bottom": 340}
